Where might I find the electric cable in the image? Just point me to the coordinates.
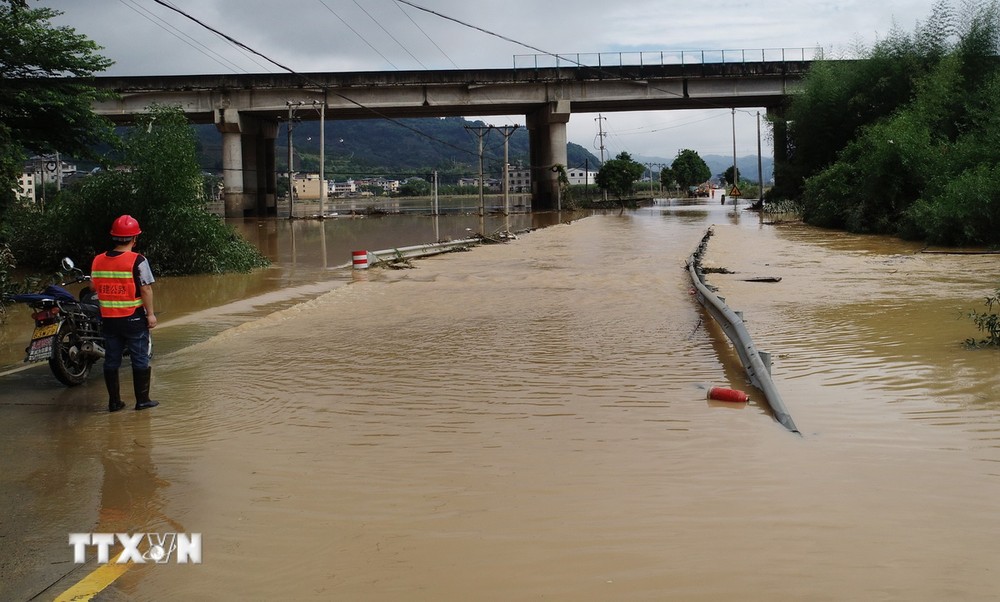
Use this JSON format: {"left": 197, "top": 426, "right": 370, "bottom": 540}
{"left": 315, "top": 0, "right": 399, "bottom": 70}
{"left": 350, "top": 0, "right": 427, "bottom": 69}
{"left": 117, "top": 0, "right": 249, "bottom": 73}
{"left": 147, "top": 0, "right": 481, "bottom": 162}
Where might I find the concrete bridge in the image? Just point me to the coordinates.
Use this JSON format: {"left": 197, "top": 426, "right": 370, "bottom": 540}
{"left": 89, "top": 51, "right": 813, "bottom": 217}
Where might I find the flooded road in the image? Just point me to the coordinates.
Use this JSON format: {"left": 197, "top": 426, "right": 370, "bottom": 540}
{"left": 2, "top": 202, "right": 999, "bottom": 600}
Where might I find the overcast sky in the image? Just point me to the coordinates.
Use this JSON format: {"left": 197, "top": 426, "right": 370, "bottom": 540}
{"left": 43, "top": 0, "right": 936, "bottom": 161}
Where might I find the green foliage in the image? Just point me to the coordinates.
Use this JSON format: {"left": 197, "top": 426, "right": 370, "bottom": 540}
{"left": 784, "top": 0, "right": 1000, "bottom": 245}
{"left": 966, "top": 286, "right": 1000, "bottom": 347}
{"left": 722, "top": 166, "right": 740, "bottom": 185}
{"left": 671, "top": 149, "right": 711, "bottom": 188}
{"left": 5, "top": 106, "right": 267, "bottom": 275}
{"left": 0, "top": 3, "right": 115, "bottom": 216}
{"left": 0, "top": 241, "right": 16, "bottom": 302}
{"left": 659, "top": 166, "right": 676, "bottom": 189}
{"left": 595, "top": 152, "right": 645, "bottom": 201}
{"left": 398, "top": 178, "right": 432, "bottom": 196}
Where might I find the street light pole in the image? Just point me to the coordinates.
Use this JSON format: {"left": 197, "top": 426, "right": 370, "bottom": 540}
{"left": 731, "top": 107, "right": 738, "bottom": 202}
{"left": 287, "top": 103, "right": 295, "bottom": 220}
{"left": 316, "top": 100, "right": 326, "bottom": 218}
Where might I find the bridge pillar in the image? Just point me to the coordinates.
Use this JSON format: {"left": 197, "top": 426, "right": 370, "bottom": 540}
{"left": 215, "top": 109, "right": 277, "bottom": 217}
{"left": 767, "top": 106, "right": 789, "bottom": 194}
{"left": 527, "top": 100, "right": 570, "bottom": 211}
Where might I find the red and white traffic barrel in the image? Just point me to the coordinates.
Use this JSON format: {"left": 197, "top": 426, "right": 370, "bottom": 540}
{"left": 352, "top": 250, "right": 369, "bottom": 269}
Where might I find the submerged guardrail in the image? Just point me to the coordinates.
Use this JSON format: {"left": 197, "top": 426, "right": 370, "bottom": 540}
{"left": 687, "top": 227, "right": 800, "bottom": 435}
{"left": 368, "top": 238, "right": 481, "bottom": 264}
{"left": 332, "top": 238, "right": 483, "bottom": 270}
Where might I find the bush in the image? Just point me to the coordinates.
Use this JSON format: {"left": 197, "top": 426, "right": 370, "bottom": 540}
{"left": 966, "top": 286, "right": 1000, "bottom": 347}
{"left": 904, "top": 164, "right": 1000, "bottom": 245}
{"left": 5, "top": 106, "right": 267, "bottom": 275}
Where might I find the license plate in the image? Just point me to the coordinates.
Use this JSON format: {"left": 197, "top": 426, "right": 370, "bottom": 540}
{"left": 32, "top": 323, "right": 60, "bottom": 340}
{"left": 26, "top": 323, "right": 58, "bottom": 362}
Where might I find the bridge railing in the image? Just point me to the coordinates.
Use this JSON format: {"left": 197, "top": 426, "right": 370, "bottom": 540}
{"left": 513, "top": 47, "right": 822, "bottom": 70}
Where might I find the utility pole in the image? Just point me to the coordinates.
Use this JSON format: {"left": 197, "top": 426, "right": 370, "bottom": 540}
{"left": 731, "top": 107, "right": 738, "bottom": 204}
{"left": 595, "top": 114, "right": 608, "bottom": 201}
{"left": 286, "top": 101, "right": 302, "bottom": 220}
{"left": 314, "top": 100, "right": 326, "bottom": 218}
{"left": 464, "top": 125, "right": 491, "bottom": 217}
{"left": 498, "top": 125, "right": 519, "bottom": 215}
{"left": 432, "top": 170, "right": 439, "bottom": 215}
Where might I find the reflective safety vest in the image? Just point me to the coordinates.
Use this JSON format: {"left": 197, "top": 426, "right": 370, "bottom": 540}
{"left": 91, "top": 251, "right": 142, "bottom": 318}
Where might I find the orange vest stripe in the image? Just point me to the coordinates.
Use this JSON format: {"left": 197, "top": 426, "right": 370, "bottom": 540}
{"left": 91, "top": 251, "right": 142, "bottom": 318}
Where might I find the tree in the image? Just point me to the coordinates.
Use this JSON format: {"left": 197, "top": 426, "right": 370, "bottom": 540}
{"left": 659, "top": 166, "right": 676, "bottom": 190}
{"left": 4, "top": 106, "right": 268, "bottom": 274}
{"left": 723, "top": 166, "right": 741, "bottom": 186}
{"left": 791, "top": 1, "right": 1000, "bottom": 245}
{"left": 0, "top": 3, "right": 114, "bottom": 213}
{"left": 773, "top": 0, "right": 960, "bottom": 201}
{"left": 399, "top": 177, "right": 431, "bottom": 196}
{"left": 595, "top": 152, "right": 645, "bottom": 202}
{"left": 671, "top": 149, "right": 711, "bottom": 189}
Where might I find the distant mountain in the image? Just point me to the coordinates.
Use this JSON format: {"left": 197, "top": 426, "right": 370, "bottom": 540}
{"left": 193, "top": 117, "right": 602, "bottom": 181}
{"left": 192, "top": 118, "right": 773, "bottom": 184}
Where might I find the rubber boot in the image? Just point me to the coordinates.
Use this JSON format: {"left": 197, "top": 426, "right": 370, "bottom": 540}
{"left": 133, "top": 367, "right": 159, "bottom": 411}
{"left": 105, "top": 370, "right": 125, "bottom": 412}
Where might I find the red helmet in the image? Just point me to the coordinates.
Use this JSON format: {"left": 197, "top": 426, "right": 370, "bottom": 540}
{"left": 110, "top": 214, "right": 141, "bottom": 237}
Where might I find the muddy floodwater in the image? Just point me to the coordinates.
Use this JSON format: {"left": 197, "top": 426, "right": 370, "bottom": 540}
{"left": 2, "top": 202, "right": 999, "bottom": 601}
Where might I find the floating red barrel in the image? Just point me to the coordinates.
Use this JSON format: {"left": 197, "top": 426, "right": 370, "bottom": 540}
{"left": 352, "top": 250, "right": 369, "bottom": 269}
{"left": 708, "top": 386, "right": 749, "bottom": 403}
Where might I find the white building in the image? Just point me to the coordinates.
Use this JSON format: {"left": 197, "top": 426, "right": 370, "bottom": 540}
{"left": 566, "top": 168, "right": 598, "bottom": 186}
{"left": 504, "top": 166, "right": 597, "bottom": 191}
{"left": 330, "top": 180, "right": 357, "bottom": 196}
{"left": 15, "top": 171, "right": 35, "bottom": 203}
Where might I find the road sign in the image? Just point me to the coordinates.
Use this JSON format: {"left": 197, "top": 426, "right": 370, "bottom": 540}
{"left": 729, "top": 185, "right": 742, "bottom": 197}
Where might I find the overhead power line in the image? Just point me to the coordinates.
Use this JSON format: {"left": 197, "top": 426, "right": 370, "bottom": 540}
{"left": 118, "top": 0, "right": 246, "bottom": 73}
{"left": 145, "top": 0, "right": 481, "bottom": 162}
{"left": 350, "top": 0, "right": 427, "bottom": 69}
{"left": 315, "top": 0, "right": 399, "bottom": 69}
{"left": 393, "top": 1, "right": 460, "bottom": 69}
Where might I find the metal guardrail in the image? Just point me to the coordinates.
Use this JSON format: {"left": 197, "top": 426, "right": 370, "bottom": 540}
{"left": 687, "top": 227, "right": 800, "bottom": 434}
{"left": 331, "top": 238, "right": 482, "bottom": 270}
{"left": 369, "top": 238, "right": 481, "bottom": 263}
{"left": 514, "top": 47, "right": 822, "bottom": 70}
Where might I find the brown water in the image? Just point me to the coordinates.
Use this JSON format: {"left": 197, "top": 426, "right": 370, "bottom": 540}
{"left": 3, "top": 203, "right": 1000, "bottom": 600}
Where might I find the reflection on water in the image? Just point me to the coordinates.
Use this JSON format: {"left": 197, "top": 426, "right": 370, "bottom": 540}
{"left": 4, "top": 200, "right": 1000, "bottom": 600}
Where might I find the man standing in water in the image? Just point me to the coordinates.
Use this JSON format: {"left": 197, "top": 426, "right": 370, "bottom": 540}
{"left": 91, "top": 214, "right": 159, "bottom": 412}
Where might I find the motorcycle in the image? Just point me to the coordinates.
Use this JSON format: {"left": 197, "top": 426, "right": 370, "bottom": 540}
{"left": 5, "top": 257, "right": 142, "bottom": 386}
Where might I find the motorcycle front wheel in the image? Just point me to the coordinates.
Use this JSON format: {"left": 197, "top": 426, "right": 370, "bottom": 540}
{"left": 49, "top": 323, "right": 93, "bottom": 386}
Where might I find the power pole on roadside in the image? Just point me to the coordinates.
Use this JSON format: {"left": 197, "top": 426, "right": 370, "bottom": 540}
{"left": 313, "top": 100, "right": 326, "bottom": 218}
{"left": 731, "top": 107, "right": 738, "bottom": 205}
{"left": 595, "top": 115, "right": 608, "bottom": 201}
{"left": 497, "top": 125, "right": 519, "bottom": 215}
{"left": 464, "top": 125, "right": 491, "bottom": 217}
{"left": 286, "top": 101, "right": 303, "bottom": 220}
